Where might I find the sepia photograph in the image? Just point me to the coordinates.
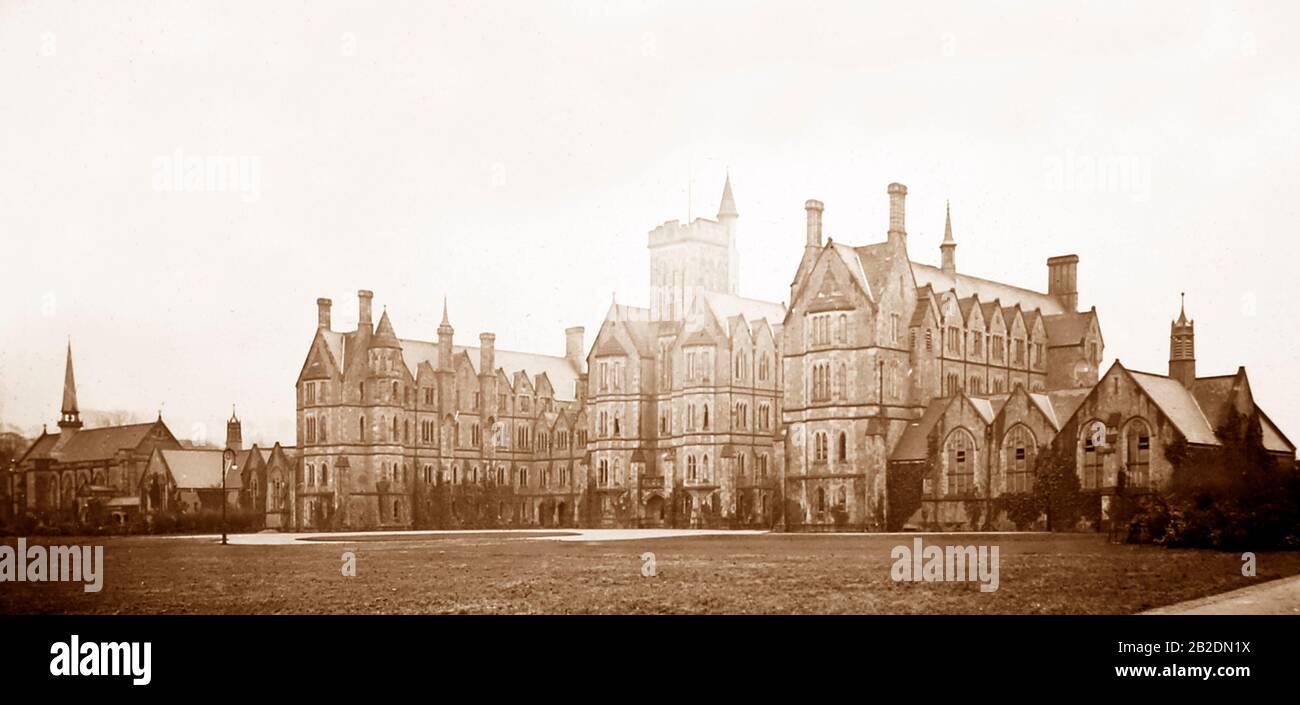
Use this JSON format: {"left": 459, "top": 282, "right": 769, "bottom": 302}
{"left": 2, "top": 0, "right": 1297, "bottom": 691}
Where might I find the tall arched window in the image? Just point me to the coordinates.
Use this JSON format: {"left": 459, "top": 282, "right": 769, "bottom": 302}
{"left": 816, "top": 487, "right": 826, "bottom": 512}
{"left": 1003, "top": 425, "right": 1036, "bottom": 493}
{"left": 945, "top": 430, "right": 974, "bottom": 496}
{"left": 702, "top": 405, "right": 710, "bottom": 430}
{"left": 687, "top": 455, "right": 697, "bottom": 481}
{"left": 359, "top": 415, "right": 366, "bottom": 441}
{"left": 1081, "top": 424, "right": 1104, "bottom": 489}
{"left": 1126, "top": 420, "right": 1151, "bottom": 488}
{"left": 837, "top": 432, "right": 848, "bottom": 462}
{"left": 321, "top": 462, "right": 329, "bottom": 486}
{"left": 814, "top": 432, "right": 828, "bottom": 462}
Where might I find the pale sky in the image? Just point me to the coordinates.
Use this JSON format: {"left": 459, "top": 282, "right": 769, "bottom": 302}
{"left": 1, "top": 1, "right": 1297, "bottom": 447}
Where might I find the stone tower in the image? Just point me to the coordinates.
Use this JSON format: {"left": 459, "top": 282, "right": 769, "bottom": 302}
{"left": 648, "top": 175, "right": 739, "bottom": 320}
{"left": 226, "top": 407, "right": 243, "bottom": 451}
{"left": 1169, "top": 293, "right": 1196, "bottom": 388}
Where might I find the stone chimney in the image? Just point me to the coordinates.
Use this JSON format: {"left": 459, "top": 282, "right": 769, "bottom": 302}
{"left": 479, "top": 333, "right": 496, "bottom": 376}
{"left": 566, "top": 326, "right": 585, "bottom": 369}
{"left": 1047, "top": 255, "right": 1079, "bottom": 312}
{"left": 805, "top": 199, "right": 824, "bottom": 250}
{"left": 317, "top": 297, "right": 332, "bottom": 329}
{"left": 357, "top": 289, "right": 374, "bottom": 329}
{"left": 887, "top": 183, "right": 907, "bottom": 245}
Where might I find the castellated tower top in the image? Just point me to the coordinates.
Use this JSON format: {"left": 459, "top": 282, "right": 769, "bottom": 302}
{"left": 648, "top": 175, "right": 740, "bottom": 321}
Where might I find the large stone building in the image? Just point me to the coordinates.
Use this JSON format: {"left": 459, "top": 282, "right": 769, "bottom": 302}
{"left": 587, "top": 177, "right": 786, "bottom": 528}
{"left": 886, "top": 295, "right": 1295, "bottom": 531}
{"left": 782, "top": 183, "right": 1104, "bottom": 530}
{"left": 295, "top": 293, "right": 589, "bottom": 529}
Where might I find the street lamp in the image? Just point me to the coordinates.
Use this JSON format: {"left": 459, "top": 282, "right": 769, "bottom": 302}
{"left": 221, "top": 447, "right": 236, "bottom": 545}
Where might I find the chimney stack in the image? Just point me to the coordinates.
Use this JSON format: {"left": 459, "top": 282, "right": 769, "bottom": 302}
{"left": 357, "top": 289, "right": 374, "bottom": 329}
{"left": 565, "top": 326, "right": 585, "bottom": 370}
{"left": 479, "top": 333, "right": 496, "bottom": 376}
{"left": 1046, "top": 255, "right": 1079, "bottom": 313}
{"left": 316, "top": 297, "right": 332, "bottom": 329}
{"left": 887, "top": 183, "right": 907, "bottom": 245}
{"left": 804, "top": 199, "right": 824, "bottom": 249}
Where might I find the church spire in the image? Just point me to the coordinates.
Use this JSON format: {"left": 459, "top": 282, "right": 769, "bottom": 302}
{"left": 940, "top": 200, "right": 957, "bottom": 276}
{"left": 717, "top": 172, "right": 738, "bottom": 219}
{"left": 59, "top": 339, "right": 82, "bottom": 431}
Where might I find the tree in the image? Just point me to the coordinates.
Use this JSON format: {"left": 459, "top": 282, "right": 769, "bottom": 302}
{"left": 1033, "top": 441, "right": 1083, "bottom": 531}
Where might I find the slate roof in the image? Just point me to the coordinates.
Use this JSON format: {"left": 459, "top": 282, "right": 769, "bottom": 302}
{"left": 1043, "top": 311, "right": 1094, "bottom": 347}
{"left": 21, "top": 422, "right": 162, "bottom": 464}
{"left": 701, "top": 291, "right": 785, "bottom": 328}
{"left": 891, "top": 398, "right": 950, "bottom": 461}
{"left": 911, "top": 262, "right": 1065, "bottom": 316}
{"left": 158, "top": 449, "right": 227, "bottom": 489}
{"left": 1126, "top": 370, "right": 1219, "bottom": 445}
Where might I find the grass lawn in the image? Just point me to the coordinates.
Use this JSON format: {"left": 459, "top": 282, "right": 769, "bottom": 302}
{"left": 3, "top": 532, "right": 1296, "bottom": 614}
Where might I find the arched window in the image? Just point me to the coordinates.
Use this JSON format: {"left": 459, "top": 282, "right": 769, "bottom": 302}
{"left": 945, "top": 430, "right": 974, "bottom": 496}
{"left": 392, "top": 381, "right": 399, "bottom": 399}
{"left": 816, "top": 487, "right": 826, "bottom": 513}
{"left": 1081, "top": 424, "right": 1104, "bottom": 489}
{"left": 321, "top": 462, "right": 329, "bottom": 486}
{"left": 307, "top": 463, "right": 315, "bottom": 487}
{"left": 598, "top": 459, "right": 608, "bottom": 485}
{"left": 392, "top": 416, "right": 398, "bottom": 440}
{"left": 687, "top": 455, "right": 697, "bottom": 480}
{"left": 1003, "top": 425, "right": 1036, "bottom": 493}
{"left": 814, "top": 432, "right": 828, "bottom": 462}
{"left": 837, "top": 432, "right": 847, "bottom": 462}
{"left": 359, "top": 415, "right": 366, "bottom": 441}
{"left": 702, "top": 455, "right": 709, "bottom": 480}
{"left": 703, "top": 405, "right": 710, "bottom": 430}
{"left": 1126, "top": 420, "right": 1151, "bottom": 488}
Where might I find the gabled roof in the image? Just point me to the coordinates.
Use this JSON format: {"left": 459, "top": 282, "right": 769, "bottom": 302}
{"left": 1258, "top": 410, "right": 1296, "bottom": 455}
{"left": 891, "top": 398, "right": 949, "bottom": 461}
{"left": 397, "top": 338, "right": 583, "bottom": 401}
{"left": 1125, "top": 369, "right": 1219, "bottom": 445}
{"left": 21, "top": 421, "right": 169, "bottom": 465}
{"left": 911, "top": 263, "right": 1065, "bottom": 316}
{"left": 1043, "top": 310, "right": 1096, "bottom": 347}
{"left": 701, "top": 291, "right": 785, "bottom": 329}
{"left": 1045, "top": 388, "right": 1091, "bottom": 427}
{"left": 157, "top": 449, "right": 227, "bottom": 490}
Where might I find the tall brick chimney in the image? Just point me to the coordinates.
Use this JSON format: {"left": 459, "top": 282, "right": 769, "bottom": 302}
{"left": 565, "top": 326, "right": 585, "bottom": 370}
{"left": 887, "top": 183, "right": 907, "bottom": 246}
{"left": 479, "top": 333, "right": 496, "bottom": 376}
{"left": 1047, "top": 255, "right": 1079, "bottom": 312}
{"left": 317, "top": 297, "right": 332, "bottom": 329}
{"left": 357, "top": 289, "right": 374, "bottom": 329}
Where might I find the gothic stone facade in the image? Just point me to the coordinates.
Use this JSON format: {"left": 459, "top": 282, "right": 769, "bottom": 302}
{"left": 782, "top": 183, "right": 1104, "bottom": 530}
{"left": 295, "top": 292, "right": 589, "bottom": 530}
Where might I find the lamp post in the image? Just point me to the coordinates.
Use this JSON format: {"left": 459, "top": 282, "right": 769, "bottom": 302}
{"left": 221, "top": 447, "right": 236, "bottom": 545}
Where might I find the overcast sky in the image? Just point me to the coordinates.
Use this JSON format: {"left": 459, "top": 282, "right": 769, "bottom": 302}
{"left": 1, "top": 0, "right": 1297, "bottom": 447}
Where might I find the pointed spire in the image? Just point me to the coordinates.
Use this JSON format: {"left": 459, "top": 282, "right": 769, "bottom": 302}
{"left": 1176, "top": 292, "right": 1189, "bottom": 326}
{"left": 942, "top": 200, "right": 954, "bottom": 243}
{"left": 717, "top": 171, "right": 738, "bottom": 219}
{"left": 372, "top": 308, "right": 402, "bottom": 348}
{"left": 58, "top": 339, "right": 82, "bottom": 431}
{"left": 440, "top": 296, "right": 451, "bottom": 325}
{"left": 940, "top": 201, "right": 957, "bottom": 276}
{"left": 61, "top": 339, "right": 78, "bottom": 415}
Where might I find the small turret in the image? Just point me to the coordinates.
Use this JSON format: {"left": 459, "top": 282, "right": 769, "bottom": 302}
{"left": 1169, "top": 293, "right": 1196, "bottom": 388}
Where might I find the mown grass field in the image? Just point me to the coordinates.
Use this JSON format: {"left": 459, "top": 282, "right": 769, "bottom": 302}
{"left": 3, "top": 531, "right": 1296, "bottom": 614}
